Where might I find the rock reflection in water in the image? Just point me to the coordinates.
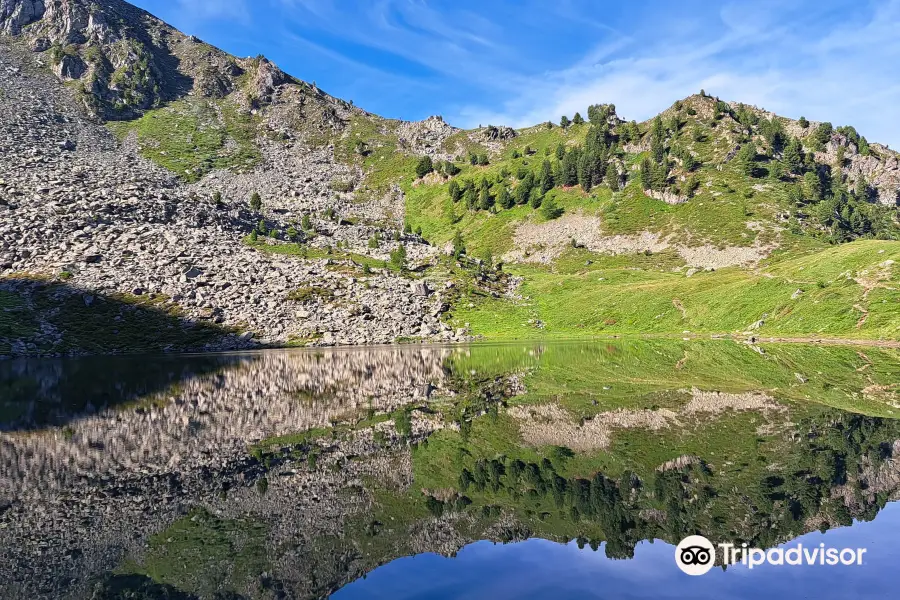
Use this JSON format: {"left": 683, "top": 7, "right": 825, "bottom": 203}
{"left": 1, "top": 347, "right": 451, "bottom": 499}
{"left": 0, "top": 341, "right": 898, "bottom": 599}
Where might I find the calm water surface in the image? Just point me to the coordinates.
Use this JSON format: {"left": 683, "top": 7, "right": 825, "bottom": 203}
{"left": 1, "top": 340, "right": 899, "bottom": 599}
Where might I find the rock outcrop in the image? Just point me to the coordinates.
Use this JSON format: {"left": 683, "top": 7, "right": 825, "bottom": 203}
{"left": 820, "top": 134, "right": 900, "bottom": 206}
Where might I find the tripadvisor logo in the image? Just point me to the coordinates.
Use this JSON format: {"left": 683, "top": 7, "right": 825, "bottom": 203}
{"left": 675, "top": 535, "right": 868, "bottom": 576}
{"left": 675, "top": 535, "right": 716, "bottom": 575}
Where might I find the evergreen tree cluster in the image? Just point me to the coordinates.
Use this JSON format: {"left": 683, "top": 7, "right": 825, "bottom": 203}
{"left": 416, "top": 156, "right": 462, "bottom": 178}
{"left": 553, "top": 104, "right": 626, "bottom": 193}
{"left": 695, "top": 100, "right": 896, "bottom": 241}
{"left": 435, "top": 95, "right": 895, "bottom": 240}
{"left": 638, "top": 115, "right": 701, "bottom": 196}
{"left": 762, "top": 127, "right": 899, "bottom": 241}
{"left": 468, "top": 151, "right": 489, "bottom": 166}
{"left": 449, "top": 454, "right": 641, "bottom": 558}
{"left": 835, "top": 125, "right": 870, "bottom": 156}
{"left": 805, "top": 179, "right": 898, "bottom": 242}
{"left": 423, "top": 409, "right": 900, "bottom": 559}
{"left": 443, "top": 105, "right": 632, "bottom": 219}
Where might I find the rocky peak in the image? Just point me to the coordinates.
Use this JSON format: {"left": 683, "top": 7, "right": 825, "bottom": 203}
{"left": 0, "top": 0, "right": 45, "bottom": 35}
{"left": 1, "top": 0, "right": 110, "bottom": 42}
{"left": 478, "top": 124, "right": 517, "bottom": 141}
{"left": 250, "top": 55, "right": 289, "bottom": 105}
{"left": 397, "top": 114, "right": 459, "bottom": 156}
{"left": 0, "top": 0, "right": 295, "bottom": 118}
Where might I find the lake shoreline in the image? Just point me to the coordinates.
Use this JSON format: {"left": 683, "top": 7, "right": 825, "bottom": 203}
{"left": 3, "top": 331, "right": 900, "bottom": 361}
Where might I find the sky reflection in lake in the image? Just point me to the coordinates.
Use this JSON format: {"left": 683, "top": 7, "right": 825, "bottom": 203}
{"left": 338, "top": 503, "right": 900, "bottom": 600}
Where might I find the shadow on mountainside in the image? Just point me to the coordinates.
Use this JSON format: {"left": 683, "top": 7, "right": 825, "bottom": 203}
{"left": 0, "top": 276, "right": 263, "bottom": 430}
{"left": 0, "top": 277, "right": 249, "bottom": 357}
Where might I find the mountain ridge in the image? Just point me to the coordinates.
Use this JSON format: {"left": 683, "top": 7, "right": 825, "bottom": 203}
{"left": 0, "top": 0, "right": 898, "bottom": 356}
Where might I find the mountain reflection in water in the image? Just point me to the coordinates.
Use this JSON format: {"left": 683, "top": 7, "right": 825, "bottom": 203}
{"left": 0, "top": 340, "right": 898, "bottom": 599}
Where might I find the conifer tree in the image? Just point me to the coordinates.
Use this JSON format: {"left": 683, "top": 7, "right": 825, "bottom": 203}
{"left": 390, "top": 244, "right": 407, "bottom": 270}
{"left": 769, "top": 161, "right": 784, "bottom": 181}
{"left": 555, "top": 143, "right": 565, "bottom": 160}
{"left": 835, "top": 145, "right": 846, "bottom": 171}
{"left": 650, "top": 116, "right": 666, "bottom": 164}
{"left": 684, "top": 174, "right": 700, "bottom": 196}
{"left": 783, "top": 137, "right": 804, "bottom": 174}
{"left": 651, "top": 160, "right": 668, "bottom": 190}
{"left": 415, "top": 156, "right": 434, "bottom": 178}
{"left": 736, "top": 144, "right": 757, "bottom": 177}
{"left": 577, "top": 151, "right": 593, "bottom": 191}
{"left": 452, "top": 231, "right": 466, "bottom": 258}
{"left": 540, "top": 160, "right": 555, "bottom": 193}
{"left": 858, "top": 136, "right": 870, "bottom": 155}
{"left": 682, "top": 152, "right": 698, "bottom": 171}
{"left": 639, "top": 158, "right": 653, "bottom": 190}
{"left": 498, "top": 186, "right": 514, "bottom": 209}
{"left": 814, "top": 122, "right": 834, "bottom": 146}
{"left": 605, "top": 162, "right": 619, "bottom": 190}
{"left": 541, "top": 195, "right": 563, "bottom": 219}
{"left": 854, "top": 176, "right": 869, "bottom": 202}
{"left": 561, "top": 148, "right": 580, "bottom": 186}
{"left": 463, "top": 185, "right": 477, "bottom": 210}
{"left": 761, "top": 117, "right": 786, "bottom": 154}
{"left": 478, "top": 178, "right": 494, "bottom": 210}
{"left": 803, "top": 171, "right": 823, "bottom": 202}
{"left": 448, "top": 179, "right": 461, "bottom": 202}
{"left": 515, "top": 172, "right": 534, "bottom": 204}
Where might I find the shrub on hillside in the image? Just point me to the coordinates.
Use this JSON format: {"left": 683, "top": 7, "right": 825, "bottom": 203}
{"left": 415, "top": 156, "right": 434, "bottom": 178}
{"left": 541, "top": 196, "right": 563, "bottom": 220}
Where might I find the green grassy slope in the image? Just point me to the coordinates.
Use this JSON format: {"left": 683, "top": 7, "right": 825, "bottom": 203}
{"left": 0, "top": 278, "right": 236, "bottom": 355}
{"left": 397, "top": 96, "right": 900, "bottom": 341}
{"left": 107, "top": 98, "right": 261, "bottom": 182}
{"left": 445, "top": 339, "right": 900, "bottom": 417}
{"left": 449, "top": 240, "right": 899, "bottom": 340}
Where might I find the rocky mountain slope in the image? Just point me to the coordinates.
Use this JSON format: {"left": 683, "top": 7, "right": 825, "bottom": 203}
{"left": 0, "top": 0, "right": 898, "bottom": 356}
{"left": 0, "top": 0, "right": 466, "bottom": 355}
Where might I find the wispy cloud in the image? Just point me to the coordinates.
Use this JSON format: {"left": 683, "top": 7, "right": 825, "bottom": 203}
{"left": 449, "top": 0, "right": 900, "bottom": 147}
{"left": 133, "top": 0, "right": 900, "bottom": 146}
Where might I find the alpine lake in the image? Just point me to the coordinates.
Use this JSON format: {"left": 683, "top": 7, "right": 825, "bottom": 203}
{"left": 2, "top": 340, "right": 899, "bottom": 599}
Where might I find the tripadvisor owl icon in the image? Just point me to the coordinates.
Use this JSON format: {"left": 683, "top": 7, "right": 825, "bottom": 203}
{"left": 675, "top": 535, "right": 716, "bottom": 576}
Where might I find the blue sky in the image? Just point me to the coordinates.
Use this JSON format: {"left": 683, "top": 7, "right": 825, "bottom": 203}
{"left": 131, "top": 0, "right": 900, "bottom": 146}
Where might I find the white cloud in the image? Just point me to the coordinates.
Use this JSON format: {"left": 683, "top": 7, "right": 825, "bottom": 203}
{"left": 446, "top": 0, "right": 900, "bottom": 147}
